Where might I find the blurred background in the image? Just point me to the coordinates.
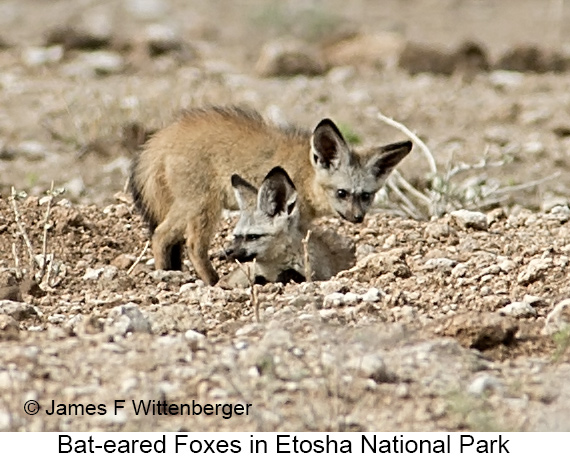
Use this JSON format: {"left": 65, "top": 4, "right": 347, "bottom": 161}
{"left": 0, "top": 0, "right": 569, "bottom": 214}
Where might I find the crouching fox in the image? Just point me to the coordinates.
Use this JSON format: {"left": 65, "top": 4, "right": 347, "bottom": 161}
{"left": 220, "top": 166, "right": 355, "bottom": 287}
{"left": 129, "top": 106, "right": 411, "bottom": 285}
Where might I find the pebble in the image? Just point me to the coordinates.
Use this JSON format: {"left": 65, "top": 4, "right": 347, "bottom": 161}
{"left": 394, "top": 383, "right": 410, "bottom": 398}
{"left": 542, "top": 299, "right": 570, "bottom": 335}
{"left": 523, "top": 295, "right": 547, "bottom": 307}
{"left": 345, "top": 354, "right": 394, "bottom": 383}
{"left": 0, "top": 315, "right": 19, "bottom": 341}
{"left": 0, "top": 301, "right": 37, "bottom": 321}
{"left": 517, "top": 258, "right": 552, "bottom": 285}
{"left": 488, "top": 70, "right": 524, "bottom": 89}
{"left": 106, "top": 303, "right": 152, "bottom": 336}
{"left": 254, "top": 39, "right": 326, "bottom": 77}
{"left": 498, "top": 301, "right": 537, "bottom": 318}
{"left": 468, "top": 374, "right": 503, "bottom": 396}
{"left": 548, "top": 205, "right": 570, "bottom": 223}
{"left": 361, "top": 288, "right": 383, "bottom": 303}
{"left": 319, "top": 309, "right": 337, "bottom": 320}
{"left": 65, "top": 51, "right": 125, "bottom": 77}
{"left": 83, "top": 268, "right": 104, "bottom": 281}
{"left": 16, "top": 141, "right": 47, "bottom": 161}
{"left": 450, "top": 209, "right": 488, "bottom": 231}
{"left": 0, "top": 411, "right": 11, "bottom": 432}
{"left": 21, "top": 45, "right": 63, "bottom": 66}
{"left": 125, "top": 0, "right": 167, "bottom": 19}
{"left": 323, "top": 292, "right": 346, "bottom": 308}
{"left": 424, "top": 257, "right": 457, "bottom": 271}
{"left": 184, "top": 329, "right": 206, "bottom": 351}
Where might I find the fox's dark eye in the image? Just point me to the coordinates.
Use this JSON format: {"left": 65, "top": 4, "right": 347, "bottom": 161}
{"left": 245, "top": 234, "right": 262, "bottom": 241}
{"left": 360, "top": 192, "right": 372, "bottom": 202}
{"left": 336, "top": 189, "right": 349, "bottom": 199}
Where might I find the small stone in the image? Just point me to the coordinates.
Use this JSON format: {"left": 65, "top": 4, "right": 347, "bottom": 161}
{"left": 319, "top": 280, "right": 345, "bottom": 296}
{"left": 319, "top": 309, "right": 337, "bottom": 320}
{"left": 424, "top": 221, "right": 455, "bottom": 240}
{"left": 468, "top": 374, "right": 503, "bottom": 396}
{"left": 433, "top": 311, "right": 518, "bottom": 350}
{"left": 343, "top": 292, "right": 360, "bottom": 305}
{"left": 101, "top": 266, "right": 118, "bottom": 281}
{"left": 451, "top": 263, "right": 468, "bottom": 278}
{"left": 22, "top": 45, "right": 64, "bottom": 66}
{"left": 254, "top": 39, "right": 326, "bottom": 77}
{"left": 548, "top": 205, "right": 570, "bottom": 223}
{"left": 0, "top": 315, "right": 19, "bottom": 341}
{"left": 523, "top": 295, "right": 547, "bottom": 307}
{"left": 323, "top": 292, "right": 346, "bottom": 308}
{"left": 149, "top": 270, "right": 187, "bottom": 283}
{"left": 523, "top": 141, "right": 545, "bottom": 155}
{"left": 498, "top": 301, "right": 537, "bottom": 318}
{"left": 106, "top": 303, "right": 152, "bottom": 336}
{"left": 488, "top": 70, "right": 524, "bottom": 89}
{"left": 125, "top": 0, "right": 167, "bottom": 19}
{"left": 424, "top": 257, "right": 457, "bottom": 271}
{"left": 184, "top": 329, "right": 206, "bottom": 351}
{"left": 45, "top": 26, "right": 111, "bottom": 51}
{"left": 111, "top": 254, "right": 135, "bottom": 270}
{"left": 345, "top": 354, "right": 395, "bottom": 383}
{"left": 541, "top": 196, "right": 568, "bottom": 213}
{"left": 17, "top": 141, "right": 48, "bottom": 161}
{"left": 451, "top": 209, "right": 488, "bottom": 231}
{"left": 498, "top": 258, "right": 516, "bottom": 273}
{"left": 361, "top": 288, "right": 383, "bottom": 303}
{"left": 542, "top": 299, "right": 570, "bottom": 336}
{"left": 487, "top": 208, "right": 506, "bottom": 225}
{"left": 0, "top": 411, "right": 11, "bottom": 432}
{"left": 47, "top": 313, "right": 67, "bottom": 324}
{"left": 69, "top": 51, "right": 125, "bottom": 76}
{"left": 0, "top": 301, "right": 37, "bottom": 321}
{"left": 150, "top": 305, "right": 206, "bottom": 335}
{"left": 235, "top": 323, "right": 261, "bottom": 337}
{"left": 394, "top": 383, "right": 409, "bottom": 398}
{"left": 392, "top": 305, "right": 416, "bottom": 321}
{"left": 83, "top": 267, "right": 104, "bottom": 281}
{"left": 517, "top": 258, "right": 552, "bottom": 285}
{"left": 323, "top": 32, "right": 404, "bottom": 69}
{"left": 144, "top": 24, "right": 188, "bottom": 57}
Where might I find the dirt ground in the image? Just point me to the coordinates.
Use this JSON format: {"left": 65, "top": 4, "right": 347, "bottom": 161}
{"left": 1, "top": 0, "right": 570, "bottom": 432}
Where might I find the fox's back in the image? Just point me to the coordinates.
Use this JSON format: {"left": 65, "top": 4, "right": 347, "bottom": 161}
{"left": 131, "top": 107, "right": 316, "bottom": 226}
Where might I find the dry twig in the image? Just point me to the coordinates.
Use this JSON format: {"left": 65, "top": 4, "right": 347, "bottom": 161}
{"left": 376, "top": 111, "right": 437, "bottom": 175}
{"left": 236, "top": 259, "right": 260, "bottom": 323}
{"left": 127, "top": 240, "right": 150, "bottom": 275}
{"left": 39, "top": 181, "right": 55, "bottom": 281}
{"left": 11, "top": 243, "right": 22, "bottom": 280}
{"left": 10, "top": 187, "right": 35, "bottom": 274}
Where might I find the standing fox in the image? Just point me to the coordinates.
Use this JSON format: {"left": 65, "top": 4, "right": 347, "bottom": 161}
{"left": 130, "top": 106, "right": 412, "bottom": 285}
{"left": 220, "top": 166, "right": 356, "bottom": 287}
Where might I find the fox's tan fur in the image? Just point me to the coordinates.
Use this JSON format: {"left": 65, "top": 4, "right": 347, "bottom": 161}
{"left": 130, "top": 106, "right": 411, "bottom": 285}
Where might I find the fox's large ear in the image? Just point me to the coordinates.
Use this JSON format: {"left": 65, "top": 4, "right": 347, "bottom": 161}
{"left": 258, "top": 167, "right": 298, "bottom": 217}
{"left": 231, "top": 174, "right": 258, "bottom": 210}
{"left": 310, "top": 119, "right": 350, "bottom": 170}
{"left": 366, "top": 140, "right": 412, "bottom": 180}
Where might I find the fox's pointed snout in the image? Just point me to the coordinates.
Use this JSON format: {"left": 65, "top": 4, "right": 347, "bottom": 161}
{"left": 225, "top": 245, "right": 256, "bottom": 263}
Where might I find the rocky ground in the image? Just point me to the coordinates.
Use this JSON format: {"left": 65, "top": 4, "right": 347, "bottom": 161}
{"left": 1, "top": 0, "right": 570, "bottom": 432}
